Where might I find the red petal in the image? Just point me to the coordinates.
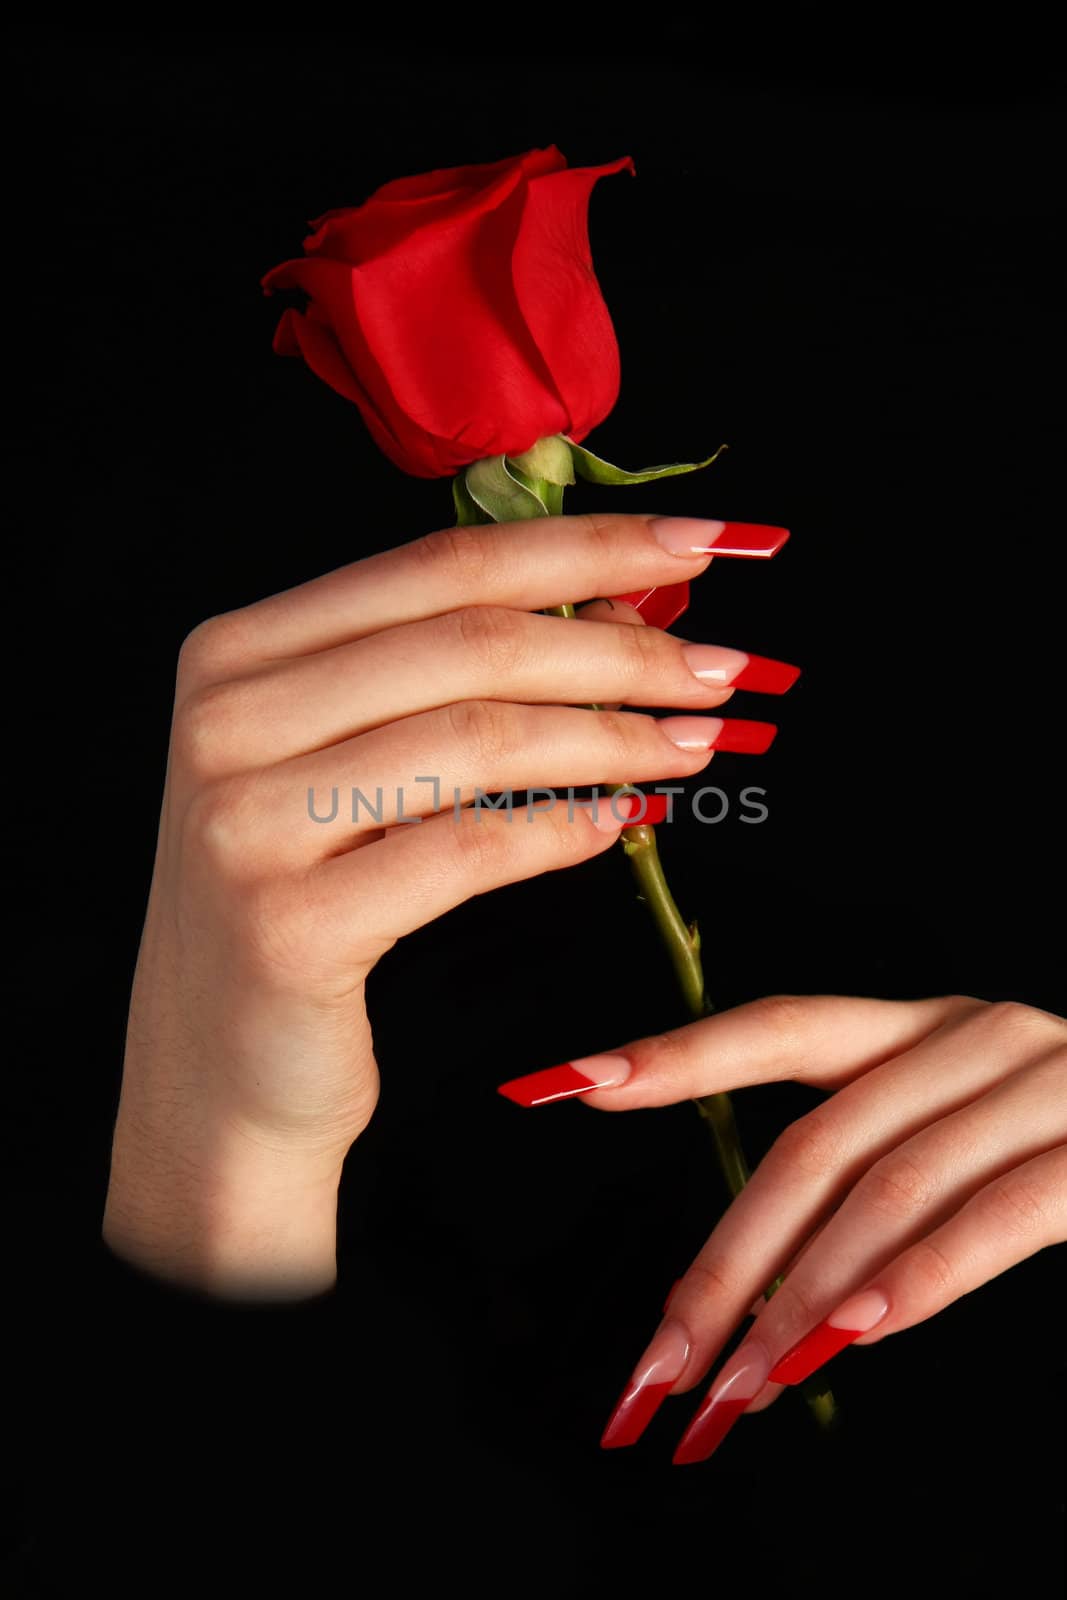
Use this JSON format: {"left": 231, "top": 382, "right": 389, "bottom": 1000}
{"left": 511, "top": 157, "right": 635, "bottom": 439}
{"left": 273, "top": 306, "right": 436, "bottom": 474}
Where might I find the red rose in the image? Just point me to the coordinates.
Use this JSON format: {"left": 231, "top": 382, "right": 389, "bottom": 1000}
{"left": 260, "top": 146, "right": 634, "bottom": 478}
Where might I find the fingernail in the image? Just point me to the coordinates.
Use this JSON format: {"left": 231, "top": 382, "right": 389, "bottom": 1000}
{"left": 650, "top": 519, "right": 791, "bottom": 559}
{"left": 672, "top": 1341, "right": 771, "bottom": 1465}
{"left": 657, "top": 716, "right": 778, "bottom": 754}
{"left": 767, "top": 1289, "right": 890, "bottom": 1385}
{"left": 588, "top": 791, "right": 669, "bottom": 830}
{"left": 680, "top": 646, "right": 801, "bottom": 694}
{"left": 496, "top": 1053, "right": 631, "bottom": 1107}
{"left": 601, "top": 1319, "right": 692, "bottom": 1449}
{"left": 607, "top": 582, "right": 690, "bottom": 630}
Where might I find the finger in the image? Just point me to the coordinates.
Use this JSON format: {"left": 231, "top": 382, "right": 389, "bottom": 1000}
{"left": 296, "top": 787, "right": 637, "bottom": 968}
{"left": 179, "top": 511, "right": 789, "bottom": 674}
{"left": 672, "top": 1141, "right": 1067, "bottom": 1464}
{"left": 575, "top": 598, "right": 649, "bottom": 711}
{"left": 264, "top": 702, "right": 776, "bottom": 863}
{"left": 734, "top": 1047, "right": 1067, "bottom": 1377}
{"left": 593, "top": 1005, "right": 1062, "bottom": 1450}
{"left": 497, "top": 993, "right": 978, "bottom": 1106}
{"left": 663, "top": 1016, "right": 1065, "bottom": 1395}
{"left": 173, "top": 608, "right": 769, "bottom": 773}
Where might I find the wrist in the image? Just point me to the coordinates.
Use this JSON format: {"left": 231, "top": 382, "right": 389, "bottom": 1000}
{"left": 102, "top": 1093, "right": 350, "bottom": 1302}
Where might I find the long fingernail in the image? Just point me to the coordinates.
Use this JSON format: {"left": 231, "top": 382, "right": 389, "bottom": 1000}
{"left": 680, "top": 646, "right": 801, "bottom": 694}
{"left": 672, "top": 1341, "right": 771, "bottom": 1465}
{"left": 767, "top": 1289, "right": 890, "bottom": 1385}
{"left": 607, "top": 582, "right": 690, "bottom": 629}
{"left": 658, "top": 716, "right": 778, "bottom": 754}
{"left": 650, "top": 519, "right": 791, "bottom": 559}
{"left": 601, "top": 1319, "right": 692, "bottom": 1449}
{"left": 496, "top": 1053, "right": 631, "bottom": 1107}
{"left": 588, "top": 791, "right": 669, "bottom": 830}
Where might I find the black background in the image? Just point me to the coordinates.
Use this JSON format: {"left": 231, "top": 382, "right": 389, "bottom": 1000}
{"left": 10, "top": 29, "right": 1065, "bottom": 1596}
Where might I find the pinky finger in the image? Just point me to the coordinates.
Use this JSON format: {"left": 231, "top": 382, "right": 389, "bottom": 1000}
{"left": 769, "top": 1142, "right": 1067, "bottom": 1387}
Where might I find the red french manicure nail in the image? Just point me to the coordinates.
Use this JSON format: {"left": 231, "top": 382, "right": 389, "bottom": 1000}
{"left": 588, "top": 792, "right": 669, "bottom": 827}
{"left": 606, "top": 581, "right": 691, "bottom": 629}
{"left": 650, "top": 519, "right": 791, "bottom": 559}
{"left": 672, "top": 1341, "right": 771, "bottom": 1466}
{"left": 727, "top": 655, "right": 802, "bottom": 694}
{"left": 497, "top": 1053, "right": 632, "bottom": 1107}
{"left": 680, "top": 646, "right": 800, "bottom": 695}
{"left": 617, "top": 792, "right": 669, "bottom": 825}
{"left": 659, "top": 717, "right": 779, "bottom": 754}
{"left": 601, "top": 1320, "right": 692, "bottom": 1449}
{"left": 767, "top": 1289, "right": 890, "bottom": 1385}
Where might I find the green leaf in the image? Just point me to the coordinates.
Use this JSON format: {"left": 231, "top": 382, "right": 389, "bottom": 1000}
{"left": 452, "top": 473, "right": 489, "bottom": 526}
{"left": 567, "top": 438, "right": 728, "bottom": 486}
{"left": 465, "top": 455, "right": 550, "bottom": 522}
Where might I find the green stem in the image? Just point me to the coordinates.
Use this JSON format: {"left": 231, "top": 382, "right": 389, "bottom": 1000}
{"left": 458, "top": 453, "right": 835, "bottom": 1430}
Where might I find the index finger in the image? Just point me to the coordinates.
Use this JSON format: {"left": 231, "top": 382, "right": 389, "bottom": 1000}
{"left": 188, "top": 512, "right": 789, "bottom": 668}
{"left": 497, "top": 994, "right": 976, "bottom": 1108}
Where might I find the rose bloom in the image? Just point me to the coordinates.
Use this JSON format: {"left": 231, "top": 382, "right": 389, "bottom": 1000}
{"left": 261, "top": 146, "right": 634, "bottom": 478}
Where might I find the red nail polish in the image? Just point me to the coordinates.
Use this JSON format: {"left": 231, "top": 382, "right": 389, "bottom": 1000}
{"left": 601, "top": 1320, "right": 691, "bottom": 1449}
{"left": 496, "top": 1053, "right": 631, "bottom": 1107}
{"left": 713, "top": 719, "right": 778, "bottom": 754}
{"left": 767, "top": 1289, "right": 890, "bottom": 1385}
{"left": 651, "top": 520, "right": 791, "bottom": 559}
{"left": 607, "top": 582, "right": 691, "bottom": 629}
{"left": 618, "top": 792, "right": 669, "bottom": 825}
{"left": 729, "top": 655, "right": 802, "bottom": 694}
{"left": 709, "top": 523, "right": 791, "bottom": 558}
{"left": 672, "top": 1342, "right": 771, "bottom": 1466}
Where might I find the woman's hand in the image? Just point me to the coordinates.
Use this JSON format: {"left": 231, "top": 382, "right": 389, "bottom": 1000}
{"left": 497, "top": 994, "right": 1067, "bottom": 1460}
{"left": 103, "top": 511, "right": 795, "bottom": 1299}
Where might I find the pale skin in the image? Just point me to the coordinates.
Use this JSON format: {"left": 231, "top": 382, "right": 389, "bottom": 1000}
{"left": 104, "top": 510, "right": 1067, "bottom": 1435}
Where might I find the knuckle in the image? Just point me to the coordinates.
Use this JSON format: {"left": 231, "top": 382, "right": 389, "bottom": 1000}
{"left": 449, "top": 808, "right": 514, "bottom": 878}
{"left": 181, "top": 774, "right": 264, "bottom": 881}
{"left": 545, "top": 796, "right": 601, "bottom": 861}
{"left": 746, "top": 994, "right": 810, "bottom": 1057}
{"left": 769, "top": 1108, "right": 845, "bottom": 1182}
{"left": 176, "top": 613, "right": 246, "bottom": 684}
{"left": 855, "top": 1149, "right": 934, "bottom": 1220}
{"left": 981, "top": 999, "right": 1056, "bottom": 1048}
{"left": 630, "top": 1021, "right": 695, "bottom": 1076}
{"left": 906, "top": 1235, "right": 958, "bottom": 1295}
{"left": 452, "top": 604, "right": 528, "bottom": 676}
{"left": 590, "top": 706, "right": 647, "bottom": 771}
{"left": 411, "top": 522, "right": 493, "bottom": 588}
{"left": 171, "top": 680, "right": 242, "bottom": 776}
{"left": 445, "top": 697, "right": 518, "bottom": 771}
{"left": 615, "top": 617, "right": 665, "bottom": 680}
{"left": 573, "top": 509, "right": 627, "bottom": 566}
{"left": 975, "top": 1171, "right": 1053, "bottom": 1239}
{"left": 766, "top": 1276, "right": 822, "bottom": 1340}
{"left": 686, "top": 1255, "right": 742, "bottom": 1303}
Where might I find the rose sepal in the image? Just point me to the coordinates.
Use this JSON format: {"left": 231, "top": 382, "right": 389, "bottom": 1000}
{"left": 565, "top": 436, "right": 728, "bottom": 485}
